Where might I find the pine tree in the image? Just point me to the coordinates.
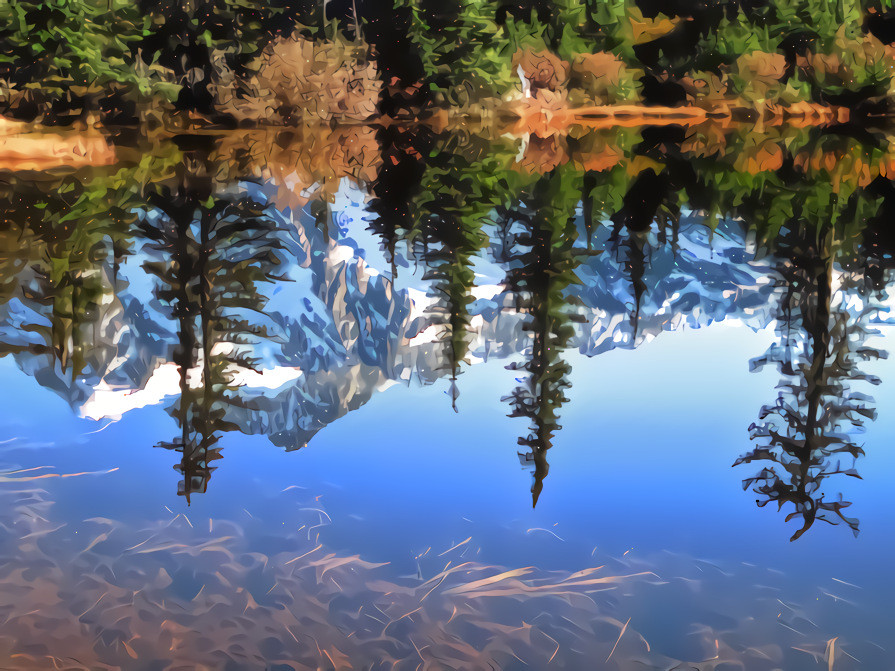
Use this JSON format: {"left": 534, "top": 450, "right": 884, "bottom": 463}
{"left": 496, "top": 166, "right": 584, "bottom": 506}
{"left": 141, "top": 148, "right": 286, "bottom": 499}
{"left": 734, "top": 185, "right": 884, "bottom": 540}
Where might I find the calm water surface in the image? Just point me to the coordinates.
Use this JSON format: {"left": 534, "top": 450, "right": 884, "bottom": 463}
{"left": 1, "top": 125, "right": 894, "bottom": 669}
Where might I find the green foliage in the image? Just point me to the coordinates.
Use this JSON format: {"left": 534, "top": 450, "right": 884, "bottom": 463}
{"left": 0, "top": 0, "right": 175, "bottom": 110}
{"left": 499, "top": 164, "right": 586, "bottom": 506}
{"left": 768, "top": 0, "right": 863, "bottom": 45}
{"left": 403, "top": 0, "right": 519, "bottom": 105}
{"left": 408, "top": 133, "right": 535, "bottom": 400}
{"left": 0, "top": 0, "right": 892, "bottom": 119}
{"left": 703, "top": 13, "right": 777, "bottom": 63}
{"left": 582, "top": 0, "right": 639, "bottom": 59}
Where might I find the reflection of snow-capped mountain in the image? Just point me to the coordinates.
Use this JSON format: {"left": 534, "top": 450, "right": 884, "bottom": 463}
{"left": 570, "top": 215, "right": 780, "bottom": 354}
{"left": 2, "top": 182, "right": 788, "bottom": 449}
{"left": 0, "top": 261, "right": 171, "bottom": 410}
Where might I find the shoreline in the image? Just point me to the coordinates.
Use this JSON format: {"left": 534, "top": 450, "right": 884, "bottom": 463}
{"left": 0, "top": 101, "right": 870, "bottom": 173}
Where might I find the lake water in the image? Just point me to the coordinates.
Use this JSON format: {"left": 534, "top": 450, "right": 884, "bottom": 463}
{"left": 1, "top": 124, "right": 894, "bottom": 669}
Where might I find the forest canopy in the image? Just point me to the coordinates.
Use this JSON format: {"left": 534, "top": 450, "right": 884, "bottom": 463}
{"left": 1, "top": 0, "right": 895, "bottom": 125}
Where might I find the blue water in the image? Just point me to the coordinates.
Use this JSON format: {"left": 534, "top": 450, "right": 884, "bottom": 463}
{"left": 2, "top": 135, "right": 894, "bottom": 669}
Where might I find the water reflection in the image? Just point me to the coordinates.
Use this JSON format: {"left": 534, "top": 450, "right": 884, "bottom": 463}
{"left": 737, "top": 218, "right": 887, "bottom": 540}
{"left": 497, "top": 168, "right": 584, "bottom": 506}
{"left": 1, "top": 122, "right": 894, "bottom": 539}
{"left": 140, "top": 145, "right": 286, "bottom": 500}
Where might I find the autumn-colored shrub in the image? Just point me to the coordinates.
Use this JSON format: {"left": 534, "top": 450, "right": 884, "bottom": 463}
{"left": 214, "top": 34, "right": 382, "bottom": 124}
{"left": 569, "top": 52, "right": 640, "bottom": 104}
{"left": 729, "top": 51, "right": 796, "bottom": 109}
{"left": 512, "top": 49, "right": 570, "bottom": 96}
{"left": 214, "top": 126, "right": 381, "bottom": 206}
{"left": 735, "top": 52, "right": 787, "bottom": 97}
{"left": 517, "top": 135, "right": 567, "bottom": 174}
{"left": 734, "top": 139, "right": 785, "bottom": 174}
{"left": 737, "top": 52, "right": 787, "bottom": 81}
{"left": 572, "top": 53, "right": 625, "bottom": 88}
{"left": 625, "top": 7, "right": 682, "bottom": 44}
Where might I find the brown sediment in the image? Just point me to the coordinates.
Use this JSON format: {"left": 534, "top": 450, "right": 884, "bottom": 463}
{"left": 0, "top": 97, "right": 852, "bottom": 153}
{"left": 0, "top": 481, "right": 865, "bottom": 670}
{"left": 387, "top": 93, "right": 847, "bottom": 130}
{"left": 0, "top": 130, "right": 116, "bottom": 171}
{"left": 498, "top": 104, "right": 710, "bottom": 137}
{"left": 171, "top": 98, "right": 851, "bottom": 136}
{"left": 0, "top": 99, "right": 857, "bottom": 183}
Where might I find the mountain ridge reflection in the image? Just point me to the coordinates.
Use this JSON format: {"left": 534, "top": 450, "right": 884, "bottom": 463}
{"left": 1, "top": 123, "right": 894, "bottom": 538}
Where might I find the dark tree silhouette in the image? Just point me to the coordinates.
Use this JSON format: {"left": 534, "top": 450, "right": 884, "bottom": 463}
{"left": 140, "top": 147, "right": 286, "bottom": 500}
{"left": 736, "top": 219, "right": 884, "bottom": 540}
{"left": 496, "top": 168, "right": 584, "bottom": 506}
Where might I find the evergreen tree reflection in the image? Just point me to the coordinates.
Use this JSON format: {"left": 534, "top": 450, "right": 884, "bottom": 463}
{"left": 608, "top": 166, "right": 682, "bottom": 339}
{"left": 497, "top": 167, "right": 584, "bottom": 506}
{"left": 408, "top": 132, "right": 519, "bottom": 409}
{"left": 0, "top": 168, "right": 138, "bottom": 396}
{"left": 367, "top": 126, "right": 432, "bottom": 278}
{"left": 736, "top": 215, "right": 884, "bottom": 540}
{"left": 141, "top": 147, "right": 285, "bottom": 501}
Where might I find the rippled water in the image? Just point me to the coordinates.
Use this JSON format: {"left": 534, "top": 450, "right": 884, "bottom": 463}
{"left": 2, "top": 125, "right": 895, "bottom": 669}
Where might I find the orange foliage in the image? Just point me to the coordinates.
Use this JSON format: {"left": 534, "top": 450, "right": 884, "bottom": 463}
{"left": 516, "top": 135, "right": 567, "bottom": 174}
{"left": 512, "top": 49, "right": 570, "bottom": 94}
{"left": 572, "top": 145, "right": 623, "bottom": 173}
{"left": 215, "top": 126, "right": 381, "bottom": 206}
{"left": 737, "top": 51, "right": 787, "bottom": 80}
{"left": 794, "top": 148, "right": 875, "bottom": 190}
{"left": 572, "top": 52, "right": 626, "bottom": 88}
{"left": 217, "top": 36, "right": 382, "bottom": 124}
{"left": 735, "top": 140, "right": 784, "bottom": 174}
{"left": 627, "top": 9, "right": 682, "bottom": 44}
{"left": 569, "top": 52, "right": 631, "bottom": 105}
{"left": 679, "top": 72, "right": 729, "bottom": 104}
{"left": 809, "top": 52, "right": 844, "bottom": 78}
